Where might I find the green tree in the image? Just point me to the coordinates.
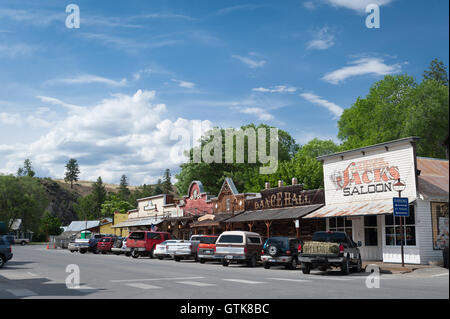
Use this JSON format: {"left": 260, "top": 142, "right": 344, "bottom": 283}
{"left": 162, "top": 169, "right": 172, "bottom": 194}
{"left": 64, "top": 158, "right": 80, "bottom": 189}
{"left": 39, "top": 211, "right": 63, "bottom": 238}
{"left": 17, "top": 159, "right": 36, "bottom": 177}
{"left": 129, "top": 184, "right": 154, "bottom": 206}
{"left": 0, "top": 175, "right": 48, "bottom": 234}
{"left": 423, "top": 58, "right": 449, "bottom": 86}
{"left": 118, "top": 174, "right": 131, "bottom": 200}
{"left": 100, "top": 194, "right": 135, "bottom": 218}
{"left": 73, "top": 194, "right": 97, "bottom": 220}
{"left": 153, "top": 179, "right": 163, "bottom": 195}
{"left": 92, "top": 176, "right": 107, "bottom": 217}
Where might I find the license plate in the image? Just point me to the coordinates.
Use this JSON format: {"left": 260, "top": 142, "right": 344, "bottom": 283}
{"left": 269, "top": 259, "right": 276, "bottom": 262}
{"left": 204, "top": 251, "right": 211, "bottom": 254}
{"left": 226, "top": 255, "right": 233, "bottom": 260}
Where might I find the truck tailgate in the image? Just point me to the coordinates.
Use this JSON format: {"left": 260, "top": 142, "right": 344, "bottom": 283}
{"left": 215, "top": 246, "right": 245, "bottom": 255}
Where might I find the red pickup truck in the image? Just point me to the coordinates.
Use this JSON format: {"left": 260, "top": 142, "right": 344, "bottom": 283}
{"left": 127, "top": 231, "right": 172, "bottom": 259}
{"left": 96, "top": 237, "right": 115, "bottom": 254}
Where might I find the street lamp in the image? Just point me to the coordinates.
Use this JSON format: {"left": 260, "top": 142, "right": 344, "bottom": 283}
{"left": 393, "top": 179, "right": 406, "bottom": 267}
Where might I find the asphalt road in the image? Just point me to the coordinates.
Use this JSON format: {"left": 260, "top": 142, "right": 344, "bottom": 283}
{"left": 0, "top": 245, "right": 448, "bottom": 299}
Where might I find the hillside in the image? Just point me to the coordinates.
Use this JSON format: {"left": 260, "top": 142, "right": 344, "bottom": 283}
{"left": 53, "top": 179, "right": 139, "bottom": 197}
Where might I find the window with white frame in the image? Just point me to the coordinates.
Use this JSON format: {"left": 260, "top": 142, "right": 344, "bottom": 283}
{"left": 364, "top": 216, "right": 378, "bottom": 246}
{"left": 385, "top": 206, "right": 416, "bottom": 246}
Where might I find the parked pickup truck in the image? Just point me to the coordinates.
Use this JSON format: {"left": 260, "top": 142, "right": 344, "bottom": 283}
{"left": 298, "top": 231, "right": 362, "bottom": 275}
{"left": 127, "top": 231, "right": 171, "bottom": 259}
{"left": 74, "top": 238, "right": 90, "bottom": 254}
{"left": 197, "top": 235, "right": 219, "bottom": 264}
{"left": 166, "top": 235, "right": 209, "bottom": 262}
{"left": 96, "top": 237, "right": 115, "bottom": 254}
{"left": 14, "top": 238, "right": 30, "bottom": 246}
{"left": 214, "top": 231, "right": 263, "bottom": 267}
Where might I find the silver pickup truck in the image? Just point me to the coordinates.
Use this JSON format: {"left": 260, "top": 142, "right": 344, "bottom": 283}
{"left": 166, "top": 235, "right": 209, "bottom": 262}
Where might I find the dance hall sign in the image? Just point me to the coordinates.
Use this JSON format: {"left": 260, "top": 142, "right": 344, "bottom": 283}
{"left": 324, "top": 144, "right": 417, "bottom": 205}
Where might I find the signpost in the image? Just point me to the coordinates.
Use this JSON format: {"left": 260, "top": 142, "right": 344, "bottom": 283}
{"left": 393, "top": 179, "right": 407, "bottom": 267}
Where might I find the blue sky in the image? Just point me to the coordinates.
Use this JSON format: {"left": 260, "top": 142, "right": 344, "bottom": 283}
{"left": 0, "top": 0, "right": 448, "bottom": 185}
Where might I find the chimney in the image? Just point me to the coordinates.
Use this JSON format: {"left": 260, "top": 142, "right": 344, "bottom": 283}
{"left": 292, "top": 177, "right": 298, "bottom": 185}
{"left": 278, "top": 180, "right": 284, "bottom": 187}
{"left": 265, "top": 182, "right": 270, "bottom": 189}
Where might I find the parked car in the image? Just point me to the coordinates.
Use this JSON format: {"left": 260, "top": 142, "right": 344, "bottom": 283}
{"left": 298, "top": 231, "right": 362, "bottom": 275}
{"left": 261, "top": 237, "right": 302, "bottom": 270}
{"left": 214, "top": 231, "right": 263, "bottom": 267}
{"left": 68, "top": 240, "right": 79, "bottom": 253}
{"left": 88, "top": 234, "right": 108, "bottom": 253}
{"left": 96, "top": 237, "right": 115, "bottom": 254}
{"left": 167, "top": 235, "right": 214, "bottom": 262}
{"left": 154, "top": 240, "right": 180, "bottom": 259}
{"left": 2, "top": 235, "right": 15, "bottom": 245}
{"left": 127, "top": 231, "right": 171, "bottom": 258}
{"left": 0, "top": 236, "right": 13, "bottom": 268}
{"left": 197, "top": 235, "right": 219, "bottom": 264}
{"left": 111, "top": 237, "right": 131, "bottom": 256}
{"left": 14, "top": 237, "right": 30, "bottom": 246}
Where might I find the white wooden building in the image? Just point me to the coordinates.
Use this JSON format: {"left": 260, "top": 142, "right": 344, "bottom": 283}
{"left": 304, "top": 137, "right": 449, "bottom": 265}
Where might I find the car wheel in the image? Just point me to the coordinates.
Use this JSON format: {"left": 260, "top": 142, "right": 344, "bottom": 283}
{"left": 263, "top": 263, "right": 270, "bottom": 269}
{"left": 354, "top": 256, "right": 362, "bottom": 272}
{"left": 302, "top": 263, "right": 311, "bottom": 274}
{"left": 149, "top": 248, "right": 155, "bottom": 259}
{"left": 0, "top": 255, "right": 6, "bottom": 268}
{"left": 125, "top": 252, "right": 131, "bottom": 257}
{"left": 199, "top": 259, "right": 206, "bottom": 264}
{"left": 157, "top": 256, "right": 164, "bottom": 260}
{"left": 288, "top": 258, "right": 298, "bottom": 270}
{"left": 21, "top": 241, "right": 26, "bottom": 246}
{"left": 101, "top": 251, "right": 106, "bottom": 254}
{"left": 174, "top": 256, "right": 181, "bottom": 262}
{"left": 70, "top": 250, "right": 75, "bottom": 253}
{"left": 131, "top": 250, "right": 139, "bottom": 259}
{"left": 247, "top": 255, "right": 257, "bottom": 267}
{"left": 222, "top": 259, "right": 229, "bottom": 267}
{"left": 341, "top": 257, "right": 350, "bottom": 275}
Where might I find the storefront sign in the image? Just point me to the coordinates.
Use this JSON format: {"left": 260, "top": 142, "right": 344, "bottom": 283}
{"left": 393, "top": 198, "right": 409, "bottom": 217}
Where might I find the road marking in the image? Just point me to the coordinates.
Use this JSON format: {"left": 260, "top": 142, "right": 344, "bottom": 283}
{"left": 302, "top": 276, "right": 354, "bottom": 281}
{"left": 267, "top": 278, "right": 311, "bottom": 283}
{"left": 125, "top": 283, "right": 161, "bottom": 289}
{"left": 432, "top": 272, "right": 449, "bottom": 277}
{"left": 111, "top": 276, "right": 204, "bottom": 283}
{"left": 177, "top": 281, "right": 216, "bottom": 287}
{"left": 0, "top": 272, "right": 40, "bottom": 280}
{"left": 223, "top": 279, "right": 265, "bottom": 284}
{"left": 6, "top": 289, "right": 37, "bottom": 297}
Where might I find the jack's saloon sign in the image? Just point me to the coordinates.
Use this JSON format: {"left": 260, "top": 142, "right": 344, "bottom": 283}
{"left": 331, "top": 158, "right": 400, "bottom": 197}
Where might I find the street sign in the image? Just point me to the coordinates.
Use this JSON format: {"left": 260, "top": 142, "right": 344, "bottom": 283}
{"left": 393, "top": 197, "right": 409, "bottom": 217}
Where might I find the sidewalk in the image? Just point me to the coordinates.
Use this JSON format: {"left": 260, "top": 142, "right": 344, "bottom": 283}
{"left": 362, "top": 261, "right": 438, "bottom": 274}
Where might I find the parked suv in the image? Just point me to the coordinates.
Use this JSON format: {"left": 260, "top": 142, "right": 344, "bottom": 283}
{"left": 96, "top": 237, "right": 115, "bottom": 254}
{"left": 261, "top": 237, "right": 302, "bottom": 270}
{"left": 0, "top": 236, "right": 13, "bottom": 268}
{"left": 298, "top": 231, "right": 362, "bottom": 275}
{"left": 214, "top": 231, "right": 263, "bottom": 267}
{"left": 127, "top": 231, "right": 171, "bottom": 258}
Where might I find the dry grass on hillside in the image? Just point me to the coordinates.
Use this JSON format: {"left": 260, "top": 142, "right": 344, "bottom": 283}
{"left": 54, "top": 179, "right": 139, "bottom": 197}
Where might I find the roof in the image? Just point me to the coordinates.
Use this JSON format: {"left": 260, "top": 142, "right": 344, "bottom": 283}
{"left": 112, "top": 217, "right": 163, "bottom": 228}
{"left": 225, "top": 204, "right": 323, "bottom": 223}
{"left": 417, "top": 157, "right": 449, "bottom": 201}
{"left": 302, "top": 199, "right": 414, "bottom": 219}
{"left": 64, "top": 221, "right": 100, "bottom": 232}
{"left": 316, "top": 137, "right": 420, "bottom": 161}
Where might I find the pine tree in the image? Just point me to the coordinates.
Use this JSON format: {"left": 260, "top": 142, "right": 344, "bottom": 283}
{"left": 162, "top": 169, "right": 172, "bottom": 194}
{"left": 153, "top": 179, "right": 163, "bottom": 195}
{"left": 118, "top": 174, "right": 131, "bottom": 200}
{"left": 423, "top": 58, "right": 449, "bottom": 86}
{"left": 64, "top": 158, "right": 80, "bottom": 189}
{"left": 92, "top": 176, "right": 107, "bottom": 218}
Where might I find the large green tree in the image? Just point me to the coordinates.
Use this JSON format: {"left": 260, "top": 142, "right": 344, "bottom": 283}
{"left": 100, "top": 194, "right": 135, "bottom": 218}
{"left": 91, "top": 176, "right": 107, "bottom": 217}
{"left": 161, "top": 169, "right": 172, "bottom": 194}
{"left": 73, "top": 194, "right": 97, "bottom": 220}
{"left": 64, "top": 158, "right": 80, "bottom": 189}
{"left": 118, "top": 174, "right": 131, "bottom": 201}
{"left": 17, "top": 159, "right": 35, "bottom": 177}
{"left": 338, "top": 61, "right": 449, "bottom": 158}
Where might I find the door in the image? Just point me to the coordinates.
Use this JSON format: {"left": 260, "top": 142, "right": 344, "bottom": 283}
{"left": 358, "top": 216, "right": 382, "bottom": 261}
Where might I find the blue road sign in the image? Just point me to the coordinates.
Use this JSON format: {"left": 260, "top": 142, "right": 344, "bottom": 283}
{"left": 393, "top": 197, "right": 409, "bottom": 217}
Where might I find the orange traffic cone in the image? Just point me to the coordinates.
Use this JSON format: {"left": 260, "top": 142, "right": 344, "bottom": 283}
{"left": 46, "top": 242, "right": 49, "bottom": 249}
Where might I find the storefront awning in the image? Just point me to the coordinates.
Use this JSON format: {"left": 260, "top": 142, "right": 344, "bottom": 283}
{"left": 303, "top": 198, "right": 415, "bottom": 219}
{"left": 112, "top": 218, "right": 163, "bottom": 228}
{"left": 225, "top": 204, "right": 324, "bottom": 223}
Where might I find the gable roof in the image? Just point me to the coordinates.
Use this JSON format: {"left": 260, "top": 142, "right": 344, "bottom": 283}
{"left": 65, "top": 221, "right": 101, "bottom": 232}
{"left": 417, "top": 157, "right": 449, "bottom": 201}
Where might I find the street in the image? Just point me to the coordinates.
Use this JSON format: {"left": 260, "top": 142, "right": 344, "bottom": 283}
{"left": 0, "top": 245, "right": 448, "bottom": 299}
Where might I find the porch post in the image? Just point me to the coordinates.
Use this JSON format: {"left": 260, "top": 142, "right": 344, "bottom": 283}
{"left": 264, "top": 221, "right": 272, "bottom": 238}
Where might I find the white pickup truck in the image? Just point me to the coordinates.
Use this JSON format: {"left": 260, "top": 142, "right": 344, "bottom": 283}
{"left": 166, "top": 235, "right": 206, "bottom": 262}
{"left": 14, "top": 238, "right": 30, "bottom": 246}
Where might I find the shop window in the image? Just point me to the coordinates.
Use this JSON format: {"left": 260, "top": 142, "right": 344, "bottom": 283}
{"left": 226, "top": 199, "right": 230, "bottom": 212}
{"left": 385, "top": 206, "right": 416, "bottom": 246}
{"left": 364, "top": 216, "right": 378, "bottom": 246}
{"left": 329, "top": 217, "right": 352, "bottom": 238}
{"left": 431, "top": 202, "right": 449, "bottom": 250}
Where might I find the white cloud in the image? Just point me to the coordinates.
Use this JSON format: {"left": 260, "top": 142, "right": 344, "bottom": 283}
{"left": 322, "top": 57, "right": 403, "bottom": 84}
{"left": 171, "top": 79, "right": 196, "bottom": 89}
{"left": 0, "top": 90, "right": 212, "bottom": 185}
{"left": 252, "top": 85, "right": 298, "bottom": 93}
{"left": 306, "top": 27, "right": 335, "bottom": 50}
{"left": 45, "top": 74, "right": 128, "bottom": 87}
{"left": 300, "top": 92, "right": 344, "bottom": 118}
{"left": 237, "top": 107, "right": 274, "bottom": 121}
{"left": 303, "top": 1, "right": 317, "bottom": 10}
{"left": 232, "top": 54, "right": 266, "bottom": 69}
{"left": 0, "top": 43, "right": 37, "bottom": 58}
{"left": 323, "top": 0, "right": 394, "bottom": 12}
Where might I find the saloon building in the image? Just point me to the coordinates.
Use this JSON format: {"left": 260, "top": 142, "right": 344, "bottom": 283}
{"left": 304, "top": 137, "right": 449, "bottom": 265}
